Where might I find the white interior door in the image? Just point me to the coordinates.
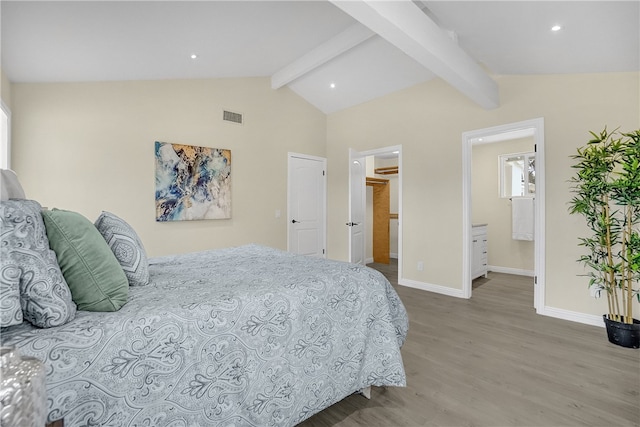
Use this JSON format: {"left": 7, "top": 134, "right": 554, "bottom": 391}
{"left": 349, "top": 150, "right": 366, "bottom": 265}
{"left": 287, "top": 153, "right": 326, "bottom": 258}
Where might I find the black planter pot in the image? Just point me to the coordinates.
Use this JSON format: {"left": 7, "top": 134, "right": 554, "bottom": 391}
{"left": 603, "top": 315, "right": 640, "bottom": 349}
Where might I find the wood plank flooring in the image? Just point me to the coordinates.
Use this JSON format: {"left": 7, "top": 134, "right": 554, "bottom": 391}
{"left": 300, "top": 260, "right": 640, "bottom": 427}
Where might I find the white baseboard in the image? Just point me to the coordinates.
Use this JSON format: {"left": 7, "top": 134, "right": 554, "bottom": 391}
{"left": 398, "top": 275, "right": 605, "bottom": 329}
{"left": 539, "top": 306, "right": 604, "bottom": 328}
{"left": 488, "top": 265, "right": 535, "bottom": 277}
{"left": 398, "top": 278, "right": 466, "bottom": 299}
{"left": 390, "top": 252, "right": 398, "bottom": 259}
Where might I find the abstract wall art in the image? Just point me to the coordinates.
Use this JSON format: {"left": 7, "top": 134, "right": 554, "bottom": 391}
{"left": 155, "top": 141, "right": 231, "bottom": 221}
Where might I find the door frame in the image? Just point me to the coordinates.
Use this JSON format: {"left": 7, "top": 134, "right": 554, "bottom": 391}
{"left": 287, "top": 152, "right": 327, "bottom": 258}
{"left": 1, "top": 100, "right": 11, "bottom": 169}
{"left": 348, "top": 149, "right": 366, "bottom": 265}
{"left": 349, "top": 145, "right": 403, "bottom": 282}
{"left": 462, "top": 118, "right": 545, "bottom": 312}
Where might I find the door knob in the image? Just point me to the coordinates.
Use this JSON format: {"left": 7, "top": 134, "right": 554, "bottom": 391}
{"left": 292, "top": 219, "right": 299, "bottom": 224}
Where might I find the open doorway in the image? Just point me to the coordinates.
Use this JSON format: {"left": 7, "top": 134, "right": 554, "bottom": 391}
{"left": 349, "top": 145, "right": 402, "bottom": 285}
{"left": 365, "top": 154, "right": 399, "bottom": 264}
{"left": 462, "top": 118, "right": 546, "bottom": 312}
{"left": 473, "top": 137, "right": 536, "bottom": 278}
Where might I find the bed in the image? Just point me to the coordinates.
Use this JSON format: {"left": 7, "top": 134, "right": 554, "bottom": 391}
{"left": 0, "top": 194, "right": 408, "bottom": 426}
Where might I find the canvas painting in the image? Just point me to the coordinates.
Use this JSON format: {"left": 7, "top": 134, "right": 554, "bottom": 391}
{"left": 155, "top": 141, "right": 231, "bottom": 221}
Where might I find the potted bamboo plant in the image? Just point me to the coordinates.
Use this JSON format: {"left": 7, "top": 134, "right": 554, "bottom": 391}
{"left": 569, "top": 127, "right": 640, "bottom": 348}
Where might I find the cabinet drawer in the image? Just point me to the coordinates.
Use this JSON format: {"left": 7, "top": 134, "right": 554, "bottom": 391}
{"left": 472, "top": 225, "right": 488, "bottom": 279}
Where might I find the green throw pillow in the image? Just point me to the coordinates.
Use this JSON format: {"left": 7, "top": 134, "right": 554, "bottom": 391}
{"left": 42, "top": 209, "right": 128, "bottom": 311}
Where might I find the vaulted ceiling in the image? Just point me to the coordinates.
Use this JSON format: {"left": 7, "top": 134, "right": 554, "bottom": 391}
{"left": 2, "top": 1, "right": 638, "bottom": 114}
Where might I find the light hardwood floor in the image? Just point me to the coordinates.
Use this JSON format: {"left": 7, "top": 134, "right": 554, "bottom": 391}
{"left": 300, "top": 261, "right": 640, "bottom": 427}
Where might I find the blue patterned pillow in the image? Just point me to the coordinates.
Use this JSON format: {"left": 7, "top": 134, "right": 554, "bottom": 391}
{"left": 94, "top": 211, "right": 150, "bottom": 286}
{"left": 0, "top": 200, "right": 77, "bottom": 328}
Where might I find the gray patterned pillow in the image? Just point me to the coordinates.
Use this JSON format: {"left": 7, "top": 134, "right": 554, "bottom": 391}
{"left": 0, "top": 264, "right": 22, "bottom": 327}
{"left": 95, "top": 211, "right": 150, "bottom": 286}
{"left": 0, "top": 200, "right": 77, "bottom": 328}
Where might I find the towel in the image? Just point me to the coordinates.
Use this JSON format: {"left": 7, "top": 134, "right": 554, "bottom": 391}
{"left": 512, "top": 197, "right": 534, "bottom": 241}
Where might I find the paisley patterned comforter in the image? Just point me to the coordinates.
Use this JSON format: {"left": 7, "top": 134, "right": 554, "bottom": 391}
{"left": 0, "top": 244, "right": 408, "bottom": 426}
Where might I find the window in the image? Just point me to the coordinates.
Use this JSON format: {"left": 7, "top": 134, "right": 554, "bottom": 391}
{"left": 499, "top": 151, "right": 535, "bottom": 198}
{"left": 0, "top": 101, "right": 10, "bottom": 169}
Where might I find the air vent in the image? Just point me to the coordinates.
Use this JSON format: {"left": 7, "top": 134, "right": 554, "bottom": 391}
{"left": 223, "top": 110, "right": 243, "bottom": 125}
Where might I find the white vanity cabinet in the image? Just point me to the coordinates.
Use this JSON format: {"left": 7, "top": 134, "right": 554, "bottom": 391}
{"left": 472, "top": 224, "right": 488, "bottom": 279}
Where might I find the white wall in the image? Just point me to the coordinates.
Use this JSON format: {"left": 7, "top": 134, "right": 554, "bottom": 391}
{"left": 9, "top": 71, "right": 640, "bottom": 322}
{"left": 11, "top": 78, "right": 326, "bottom": 256}
{"left": 327, "top": 72, "right": 639, "bottom": 319}
{"left": 472, "top": 137, "right": 534, "bottom": 274}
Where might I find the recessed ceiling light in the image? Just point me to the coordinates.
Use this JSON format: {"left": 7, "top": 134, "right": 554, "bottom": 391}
{"left": 551, "top": 25, "right": 562, "bottom": 32}
{"left": 393, "top": 151, "right": 400, "bottom": 154}
{"left": 190, "top": 54, "right": 198, "bottom": 59}
{"left": 329, "top": 82, "right": 336, "bottom": 89}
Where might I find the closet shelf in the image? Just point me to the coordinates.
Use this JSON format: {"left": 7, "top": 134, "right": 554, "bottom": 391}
{"left": 366, "top": 177, "right": 389, "bottom": 186}
{"left": 374, "top": 166, "right": 398, "bottom": 175}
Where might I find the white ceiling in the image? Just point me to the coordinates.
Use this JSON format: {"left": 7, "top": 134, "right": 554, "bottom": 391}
{"left": 2, "top": 1, "right": 638, "bottom": 114}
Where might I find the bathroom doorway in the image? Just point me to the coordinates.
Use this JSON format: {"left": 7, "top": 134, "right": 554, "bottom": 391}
{"left": 462, "top": 118, "right": 546, "bottom": 313}
{"left": 472, "top": 137, "right": 536, "bottom": 277}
